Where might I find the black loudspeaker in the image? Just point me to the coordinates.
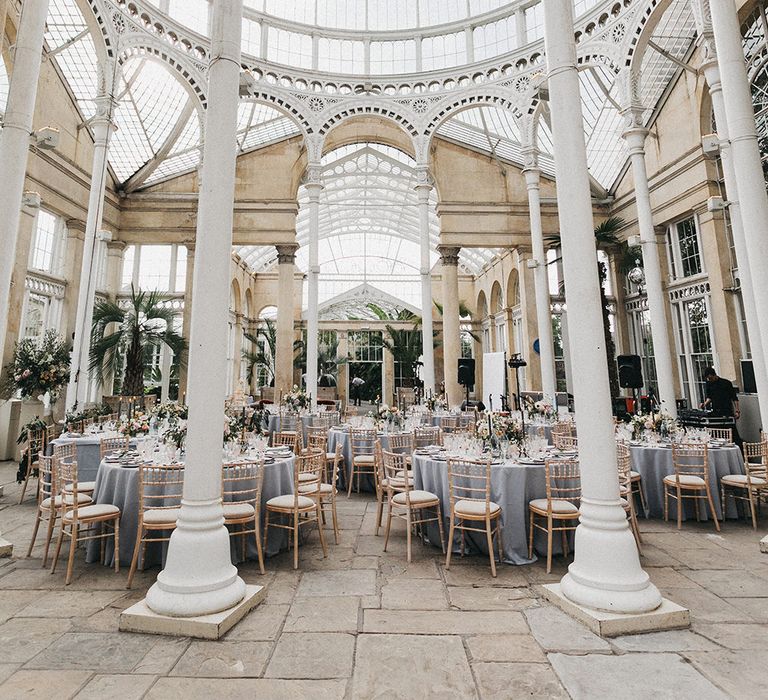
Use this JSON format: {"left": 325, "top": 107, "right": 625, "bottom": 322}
{"left": 617, "top": 355, "right": 643, "bottom": 389}
{"left": 741, "top": 360, "right": 757, "bottom": 394}
{"left": 458, "top": 358, "right": 475, "bottom": 388}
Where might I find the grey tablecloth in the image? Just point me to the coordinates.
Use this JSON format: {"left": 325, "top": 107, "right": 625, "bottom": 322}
{"left": 87, "top": 456, "right": 295, "bottom": 568}
{"left": 327, "top": 429, "right": 408, "bottom": 492}
{"left": 412, "top": 455, "right": 564, "bottom": 565}
{"left": 629, "top": 444, "right": 745, "bottom": 520}
{"left": 267, "top": 414, "right": 313, "bottom": 443}
{"left": 47, "top": 435, "right": 137, "bottom": 482}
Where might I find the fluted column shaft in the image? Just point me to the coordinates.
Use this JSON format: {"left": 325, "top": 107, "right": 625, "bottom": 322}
{"left": 523, "top": 165, "right": 557, "bottom": 402}
{"left": 178, "top": 244, "right": 195, "bottom": 401}
{"left": 416, "top": 173, "right": 435, "bottom": 395}
{"left": 144, "top": 0, "right": 246, "bottom": 617}
{"left": 710, "top": 0, "right": 768, "bottom": 430}
{"left": 544, "top": 0, "right": 661, "bottom": 614}
{"left": 0, "top": 0, "right": 50, "bottom": 371}
{"left": 275, "top": 245, "right": 298, "bottom": 397}
{"left": 305, "top": 175, "right": 323, "bottom": 408}
{"left": 622, "top": 121, "right": 678, "bottom": 417}
{"left": 700, "top": 58, "right": 768, "bottom": 428}
{"left": 66, "top": 92, "right": 118, "bottom": 410}
{"left": 439, "top": 246, "right": 463, "bottom": 407}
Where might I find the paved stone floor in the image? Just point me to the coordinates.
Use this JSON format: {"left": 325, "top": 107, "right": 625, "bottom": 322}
{"left": 1, "top": 459, "right": 767, "bottom": 699}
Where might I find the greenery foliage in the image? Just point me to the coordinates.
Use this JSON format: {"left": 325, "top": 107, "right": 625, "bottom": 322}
{"left": 3, "top": 330, "right": 70, "bottom": 402}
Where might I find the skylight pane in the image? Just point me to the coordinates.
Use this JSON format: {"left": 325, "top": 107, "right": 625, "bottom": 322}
{"left": 53, "top": 35, "right": 99, "bottom": 118}
{"left": 168, "top": 0, "right": 209, "bottom": 35}
{"left": 474, "top": 15, "right": 517, "bottom": 61}
{"left": 369, "top": 40, "right": 418, "bottom": 75}
{"left": 418, "top": 0, "right": 466, "bottom": 27}
{"left": 265, "top": 0, "right": 315, "bottom": 24}
{"left": 268, "top": 27, "right": 314, "bottom": 69}
{"left": 422, "top": 32, "right": 467, "bottom": 72}
{"left": 242, "top": 18, "right": 262, "bottom": 56}
{"left": 317, "top": 0, "right": 366, "bottom": 30}
{"left": 45, "top": 0, "right": 87, "bottom": 49}
{"left": 318, "top": 38, "right": 365, "bottom": 73}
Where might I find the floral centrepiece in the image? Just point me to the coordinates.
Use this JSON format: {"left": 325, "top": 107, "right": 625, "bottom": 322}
{"left": 3, "top": 330, "right": 70, "bottom": 402}
{"left": 370, "top": 404, "right": 403, "bottom": 430}
{"left": 630, "top": 411, "right": 677, "bottom": 440}
{"left": 283, "top": 385, "right": 310, "bottom": 414}
{"left": 120, "top": 413, "right": 151, "bottom": 437}
{"left": 477, "top": 414, "right": 526, "bottom": 451}
{"left": 65, "top": 403, "right": 113, "bottom": 432}
{"left": 524, "top": 396, "right": 556, "bottom": 422}
{"left": 425, "top": 395, "right": 448, "bottom": 412}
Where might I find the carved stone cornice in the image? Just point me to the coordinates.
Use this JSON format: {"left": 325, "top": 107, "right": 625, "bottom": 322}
{"left": 66, "top": 218, "right": 87, "bottom": 235}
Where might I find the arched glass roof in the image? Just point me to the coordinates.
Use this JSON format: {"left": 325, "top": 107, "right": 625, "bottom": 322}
{"left": 38, "top": 0, "right": 698, "bottom": 201}
{"left": 235, "top": 143, "right": 494, "bottom": 309}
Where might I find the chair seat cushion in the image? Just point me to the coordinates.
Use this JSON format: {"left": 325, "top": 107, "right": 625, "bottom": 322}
{"left": 298, "top": 472, "right": 319, "bottom": 483}
{"left": 63, "top": 503, "right": 119, "bottom": 522}
{"left": 529, "top": 498, "right": 579, "bottom": 515}
{"left": 721, "top": 473, "right": 768, "bottom": 487}
{"left": 326, "top": 452, "right": 337, "bottom": 460}
{"left": 454, "top": 499, "right": 502, "bottom": 517}
{"left": 41, "top": 493, "right": 92, "bottom": 509}
{"left": 143, "top": 507, "right": 181, "bottom": 525}
{"left": 395, "top": 469, "right": 413, "bottom": 479}
{"left": 382, "top": 476, "right": 413, "bottom": 490}
{"left": 63, "top": 481, "right": 96, "bottom": 493}
{"left": 663, "top": 474, "right": 706, "bottom": 488}
{"left": 298, "top": 482, "right": 335, "bottom": 495}
{"left": 392, "top": 489, "right": 439, "bottom": 506}
{"left": 223, "top": 502, "right": 256, "bottom": 519}
{"left": 266, "top": 494, "right": 315, "bottom": 510}
{"left": 354, "top": 455, "right": 375, "bottom": 465}
{"left": 630, "top": 471, "right": 641, "bottom": 480}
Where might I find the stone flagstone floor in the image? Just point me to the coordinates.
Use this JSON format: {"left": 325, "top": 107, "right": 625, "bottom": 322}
{"left": 1, "top": 459, "right": 767, "bottom": 699}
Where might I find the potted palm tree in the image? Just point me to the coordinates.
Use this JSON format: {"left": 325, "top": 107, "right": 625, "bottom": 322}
{"left": 89, "top": 286, "right": 186, "bottom": 398}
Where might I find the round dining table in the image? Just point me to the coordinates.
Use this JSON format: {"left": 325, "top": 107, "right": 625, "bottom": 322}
{"left": 86, "top": 454, "right": 295, "bottom": 568}
{"left": 47, "top": 433, "right": 139, "bottom": 482}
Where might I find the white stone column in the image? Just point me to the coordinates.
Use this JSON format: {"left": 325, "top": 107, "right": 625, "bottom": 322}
{"left": 622, "top": 116, "right": 678, "bottom": 418}
{"left": 700, "top": 59, "right": 768, "bottom": 427}
{"left": 159, "top": 245, "right": 179, "bottom": 403}
{"left": 523, "top": 159, "right": 557, "bottom": 403}
{"left": 275, "top": 244, "right": 298, "bottom": 397}
{"left": 144, "top": 0, "right": 246, "bottom": 617}
{"left": 439, "top": 246, "right": 463, "bottom": 408}
{"left": 710, "top": 0, "right": 768, "bottom": 430}
{"left": 415, "top": 169, "right": 435, "bottom": 395}
{"left": 0, "top": 0, "right": 50, "bottom": 371}
{"left": 66, "top": 90, "right": 118, "bottom": 410}
{"left": 178, "top": 243, "right": 195, "bottom": 401}
{"left": 304, "top": 169, "right": 323, "bottom": 409}
{"left": 543, "top": 0, "right": 661, "bottom": 613}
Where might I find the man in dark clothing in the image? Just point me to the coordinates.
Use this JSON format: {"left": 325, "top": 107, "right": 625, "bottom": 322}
{"left": 701, "top": 367, "right": 741, "bottom": 445}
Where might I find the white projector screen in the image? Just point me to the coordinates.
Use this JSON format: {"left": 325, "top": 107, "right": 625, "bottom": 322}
{"left": 482, "top": 352, "right": 507, "bottom": 411}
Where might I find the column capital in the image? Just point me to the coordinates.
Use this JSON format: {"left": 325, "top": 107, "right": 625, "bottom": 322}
{"left": 106, "top": 239, "right": 127, "bottom": 253}
{"left": 621, "top": 107, "right": 649, "bottom": 153}
{"left": 22, "top": 191, "right": 42, "bottom": 210}
{"left": 414, "top": 166, "right": 434, "bottom": 200}
{"left": 438, "top": 245, "right": 461, "bottom": 266}
{"left": 302, "top": 164, "right": 324, "bottom": 197}
{"left": 521, "top": 146, "right": 541, "bottom": 172}
{"left": 65, "top": 217, "right": 86, "bottom": 234}
{"left": 275, "top": 244, "right": 299, "bottom": 264}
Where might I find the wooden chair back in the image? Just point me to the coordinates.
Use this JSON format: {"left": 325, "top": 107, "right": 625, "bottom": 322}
{"left": 544, "top": 458, "right": 581, "bottom": 511}
{"left": 553, "top": 433, "right": 578, "bottom": 451}
{"left": 446, "top": 457, "right": 493, "bottom": 517}
{"left": 671, "top": 443, "right": 710, "bottom": 484}
{"left": 100, "top": 435, "right": 130, "bottom": 460}
{"left": 742, "top": 439, "right": 768, "bottom": 484}
{"left": 386, "top": 431, "right": 414, "bottom": 455}
{"left": 56, "top": 458, "right": 83, "bottom": 516}
{"left": 272, "top": 431, "right": 300, "bottom": 452}
{"left": 46, "top": 424, "right": 63, "bottom": 444}
{"left": 414, "top": 425, "right": 442, "bottom": 448}
{"left": 293, "top": 450, "right": 324, "bottom": 506}
{"left": 53, "top": 441, "right": 77, "bottom": 463}
{"left": 222, "top": 459, "right": 264, "bottom": 515}
{"left": 707, "top": 427, "right": 733, "bottom": 443}
{"left": 137, "top": 463, "right": 185, "bottom": 519}
{"left": 441, "top": 416, "right": 461, "bottom": 433}
{"left": 279, "top": 413, "right": 301, "bottom": 434}
{"left": 382, "top": 449, "right": 413, "bottom": 501}
{"left": 25, "top": 427, "right": 46, "bottom": 468}
{"left": 350, "top": 429, "right": 377, "bottom": 460}
{"left": 37, "top": 454, "right": 57, "bottom": 507}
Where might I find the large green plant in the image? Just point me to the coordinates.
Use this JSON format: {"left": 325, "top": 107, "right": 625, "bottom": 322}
{"left": 243, "top": 319, "right": 305, "bottom": 386}
{"left": 89, "top": 285, "right": 186, "bottom": 398}
{"left": 293, "top": 335, "right": 347, "bottom": 387}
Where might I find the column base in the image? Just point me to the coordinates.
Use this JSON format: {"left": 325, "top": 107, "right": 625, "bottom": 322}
{"left": 760, "top": 535, "right": 768, "bottom": 554}
{"left": 0, "top": 537, "right": 12, "bottom": 558}
{"left": 542, "top": 583, "right": 689, "bottom": 638}
{"left": 120, "top": 584, "right": 266, "bottom": 639}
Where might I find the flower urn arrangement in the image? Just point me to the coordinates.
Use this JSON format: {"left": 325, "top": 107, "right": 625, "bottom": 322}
{"left": 119, "top": 413, "right": 151, "bottom": 438}
{"left": 374, "top": 404, "right": 404, "bottom": 430}
{"left": 3, "top": 330, "right": 70, "bottom": 404}
{"left": 283, "top": 385, "right": 310, "bottom": 414}
{"left": 630, "top": 411, "right": 677, "bottom": 441}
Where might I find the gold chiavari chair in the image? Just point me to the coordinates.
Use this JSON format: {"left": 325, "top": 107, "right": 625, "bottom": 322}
{"left": 27, "top": 454, "right": 90, "bottom": 567}
{"left": 665, "top": 443, "right": 720, "bottom": 531}
{"left": 18, "top": 425, "right": 46, "bottom": 504}
{"left": 553, "top": 433, "right": 578, "bottom": 452}
{"left": 264, "top": 450, "right": 327, "bottom": 569}
{"left": 373, "top": 440, "right": 414, "bottom": 536}
{"left": 348, "top": 428, "right": 377, "bottom": 497}
{"left": 528, "top": 458, "right": 581, "bottom": 573}
{"left": 272, "top": 430, "right": 301, "bottom": 453}
{"left": 446, "top": 457, "right": 503, "bottom": 577}
{"left": 50, "top": 458, "right": 120, "bottom": 585}
{"left": 46, "top": 423, "right": 63, "bottom": 445}
{"left": 414, "top": 425, "right": 442, "bottom": 448}
{"left": 278, "top": 412, "right": 303, "bottom": 449}
{"left": 386, "top": 431, "right": 415, "bottom": 468}
{"left": 127, "top": 464, "right": 185, "bottom": 588}
{"left": 441, "top": 416, "right": 461, "bottom": 434}
{"left": 50, "top": 442, "right": 98, "bottom": 497}
{"left": 299, "top": 444, "right": 343, "bottom": 544}
{"left": 616, "top": 442, "right": 642, "bottom": 552}
{"left": 707, "top": 427, "right": 733, "bottom": 443}
{"left": 99, "top": 435, "right": 130, "bottom": 461}
{"left": 222, "top": 459, "right": 266, "bottom": 574}
{"left": 382, "top": 449, "right": 444, "bottom": 562}
{"left": 459, "top": 411, "right": 477, "bottom": 433}
{"left": 720, "top": 439, "right": 768, "bottom": 530}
